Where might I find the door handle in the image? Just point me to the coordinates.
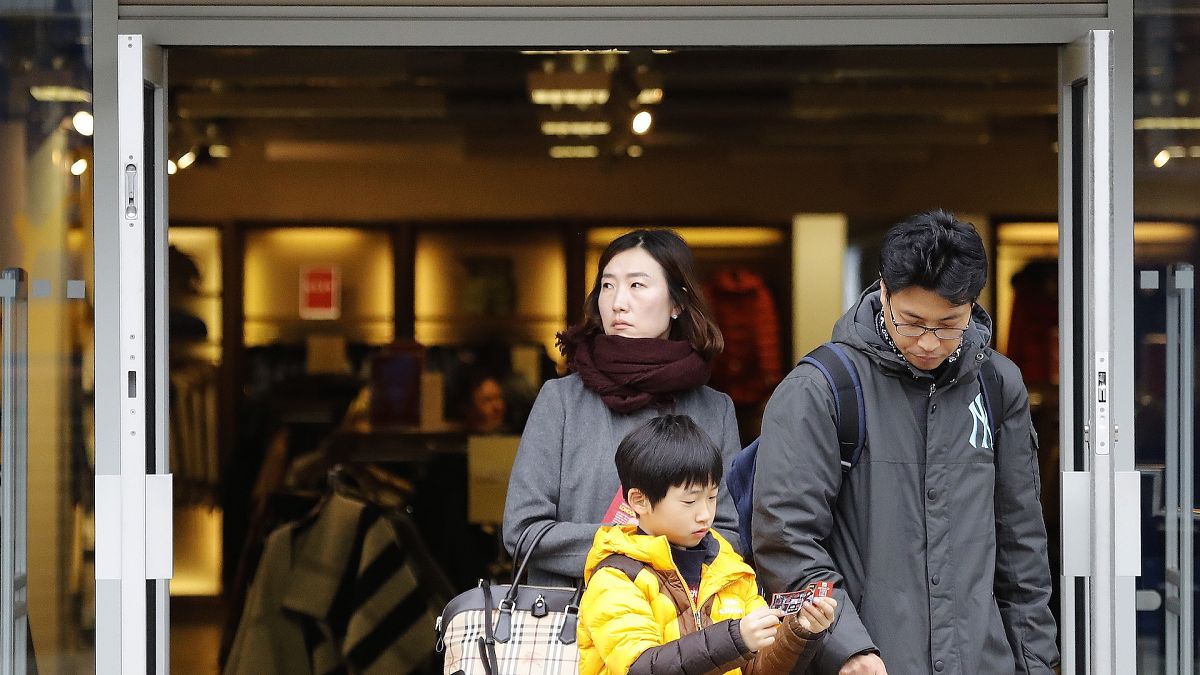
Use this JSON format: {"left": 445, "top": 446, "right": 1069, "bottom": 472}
{"left": 1, "top": 267, "right": 29, "bottom": 675}
{"left": 124, "top": 163, "right": 138, "bottom": 220}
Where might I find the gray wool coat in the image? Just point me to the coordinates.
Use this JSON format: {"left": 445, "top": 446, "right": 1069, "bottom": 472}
{"left": 753, "top": 285, "right": 1059, "bottom": 675}
{"left": 502, "top": 373, "right": 742, "bottom": 588}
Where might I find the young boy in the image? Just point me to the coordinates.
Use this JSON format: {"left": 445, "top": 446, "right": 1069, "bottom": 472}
{"left": 578, "top": 415, "right": 836, "bottom": 675}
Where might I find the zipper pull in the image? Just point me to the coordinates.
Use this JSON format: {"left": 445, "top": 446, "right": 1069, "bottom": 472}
{"left": 928, "top": 382, "right": 937, "bottom": 398}
{"left": 694, "top": 608, "right": 702, "bottom": 631}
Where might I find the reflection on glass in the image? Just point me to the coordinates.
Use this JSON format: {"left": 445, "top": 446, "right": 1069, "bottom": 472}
{"left": 1134, "top": 1, "right": 1200, "bottom": 670}
{"left": 0, "top": 2, "right": 96, "bottom": 672}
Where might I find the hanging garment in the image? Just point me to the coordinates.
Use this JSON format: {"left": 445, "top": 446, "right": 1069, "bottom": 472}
{"left": 224, "top": 493, "right": 439, "bottom": 674}
{"left": 1005, "top": 261, "right": 1058, "bottom": 385}
{"left": 169, "top": 362, "right": 220, "bottom": 504}
{"left": 704, "top": 268, "right": 783, "bottom": 406}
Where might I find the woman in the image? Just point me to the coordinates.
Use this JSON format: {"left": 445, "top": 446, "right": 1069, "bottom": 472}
{"left": 502, "top": 229, "right": 742, "bottom": 587}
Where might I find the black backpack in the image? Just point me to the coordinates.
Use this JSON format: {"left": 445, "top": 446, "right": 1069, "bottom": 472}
{"left": 725, "top": 342, "right": 1004, "bottom": 559}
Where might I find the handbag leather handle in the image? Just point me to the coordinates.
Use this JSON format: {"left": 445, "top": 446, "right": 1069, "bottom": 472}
{"left": 496, "top": 522, "right": 553, "bottom": 644}
{"left": 508, "top": 521, "right": 555, "bottom": 598}
{"left": 494, "top": 522, "right": 553, "bottom": 643}
{"left": 509, "top": 521, "right": 541, "bottom": 567}
{"left": 478, "top": 579, "right": 500, "bottom": 674}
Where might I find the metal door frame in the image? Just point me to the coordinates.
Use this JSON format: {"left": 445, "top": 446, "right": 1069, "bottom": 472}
{"left": 1058, "top": 29, "right": 1140, "bottom": 675}
{"left": 92, "top": 2, "right": 1135, "bottom": 673}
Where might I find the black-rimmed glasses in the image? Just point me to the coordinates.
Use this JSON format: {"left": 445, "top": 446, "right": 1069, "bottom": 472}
{"left": 886, "top": 302, "right": 968, "bottom": 340}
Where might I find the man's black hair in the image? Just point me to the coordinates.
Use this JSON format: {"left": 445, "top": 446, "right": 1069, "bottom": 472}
{"left": 879, "top": 209, "right": 988, "bottom": 306}
{"left": 615, "top": 414, "right": 723, "bottom": 507}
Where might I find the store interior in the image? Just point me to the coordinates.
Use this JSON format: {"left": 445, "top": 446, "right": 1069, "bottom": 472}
{"left": 3, "top": 21, "right": 1199, "bottom": 673}
{"left": 146, "top": 44, "right": 1190, "bottom": 674}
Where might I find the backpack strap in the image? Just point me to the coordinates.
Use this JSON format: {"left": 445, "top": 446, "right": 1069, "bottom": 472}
{"left": 592, "top": 554, "right": 645, "bottom": 584}
{"left": 978, "top": 357, "right": 1004, "bottom": 447}
{"left": 800, "top": 343, "right": 867, "bottom": 472}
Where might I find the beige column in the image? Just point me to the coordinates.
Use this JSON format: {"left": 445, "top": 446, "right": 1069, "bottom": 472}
{"left": 958, "top": 212, "right": 994, "bottom": 316}
{"left": 25, "top": 130, "right": 71, "bottom": 669}
{"left": 792, "top": 213, "right": 848, "bottom": 362}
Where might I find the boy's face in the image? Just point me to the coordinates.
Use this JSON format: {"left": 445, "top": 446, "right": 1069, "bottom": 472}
{"left": 629, "top": 482, "right": 719, "bottom": 548}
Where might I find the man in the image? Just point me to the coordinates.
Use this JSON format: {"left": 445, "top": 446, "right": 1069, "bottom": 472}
{"left": 752, "top": 210, "right": 1059, "bottom": 674}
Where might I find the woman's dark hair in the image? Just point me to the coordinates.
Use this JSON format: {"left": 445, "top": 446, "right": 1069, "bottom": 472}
{"left": 615, "top": 414, "right": 723, "bottom": 507}
{"left": 556, "top": 229, "right": 724, "bottom": 362}
{"left": 879, "top": 209, "right": 988, "bottom": 306}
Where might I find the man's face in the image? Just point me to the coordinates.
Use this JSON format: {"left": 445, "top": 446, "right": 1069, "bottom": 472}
{"left": 630, "top": 482, "right": 719, "bottom": 548}
{"left": 880, "top": 282, "right": 973, "bottom": 372}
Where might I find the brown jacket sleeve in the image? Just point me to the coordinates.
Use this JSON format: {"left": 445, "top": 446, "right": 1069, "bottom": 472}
{"left": 626, "top": 616, "right": 823, "bottom": 675}
{"left": 739, "top": 614, "right": 825, "bottom": 675}
{"left": 626, "top": 620, "right": 744, "bottom": 675}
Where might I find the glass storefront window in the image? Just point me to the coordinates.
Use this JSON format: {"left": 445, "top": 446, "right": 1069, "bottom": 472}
{"left": 1, "top": 2, "right": 96, "bottom": 672}
{"left": 1134, "top": 3, "right": 1200, "bottom": 672}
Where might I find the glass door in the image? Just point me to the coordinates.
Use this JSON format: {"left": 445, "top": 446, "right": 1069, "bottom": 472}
{"left": 1131, "top": 256, "right": 1196, "bottom": 673}
{"left": 1, "top": 8, "right": 98, "bottom": 672}
{"left": 100, "top": 33, "right": 173, "bottom": 675}
{"left": 1057, "top": 28, "right": 1140, "bottom": 675}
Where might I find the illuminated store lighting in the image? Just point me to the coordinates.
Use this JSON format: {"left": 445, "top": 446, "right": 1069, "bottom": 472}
{"left": 1135, "top": 117, "right": 1200, "bottom": 130}
{"left": 540, "top": 121, "right": 612, "bottom": 136}
{"left": 632, "top": 110, "right": 653, "bottom": 135}
{"left": 549, "top": 145, "right": 600, "bottom": 159}
{"left": 72, "top": 111, "right": 94, "bottom": 136}
{"left": 30, "top": 85, "right": 91, "bottom": 103}
{"left": 637, "top": 88, "right": 664, "bottom": 105}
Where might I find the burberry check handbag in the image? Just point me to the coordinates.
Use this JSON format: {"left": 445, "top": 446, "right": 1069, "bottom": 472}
{"left": 436, "top": 522, "right": 583, "bottom": 675}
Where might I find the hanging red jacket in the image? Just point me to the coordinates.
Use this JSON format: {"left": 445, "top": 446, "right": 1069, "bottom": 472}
{"left": 704, "top": 268, "right": 783, "bottom": 406}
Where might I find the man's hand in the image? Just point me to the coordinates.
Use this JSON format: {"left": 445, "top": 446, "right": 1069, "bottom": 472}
{"left": 739, "top": 607, "right": 784, "bottom": 652}
{"left": 839, "top": 652, "right": 887, "bottom": 675}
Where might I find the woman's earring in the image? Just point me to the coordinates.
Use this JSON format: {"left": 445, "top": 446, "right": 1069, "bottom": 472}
{"left": 671, "top": 314, "right": 678, "bottom": 320}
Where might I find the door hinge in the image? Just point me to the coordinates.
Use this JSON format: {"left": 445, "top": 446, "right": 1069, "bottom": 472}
{"left": 146, "top": 474, "right": 173, "bottom": 580}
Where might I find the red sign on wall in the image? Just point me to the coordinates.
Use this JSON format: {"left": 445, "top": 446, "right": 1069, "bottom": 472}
{"left": 300, "top": 265, "right": 340, "bottom": 320}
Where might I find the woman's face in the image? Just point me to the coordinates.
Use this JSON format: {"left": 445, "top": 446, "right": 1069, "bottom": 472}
{"left": 598, "top": 247, "right": 680, "bottom": 340}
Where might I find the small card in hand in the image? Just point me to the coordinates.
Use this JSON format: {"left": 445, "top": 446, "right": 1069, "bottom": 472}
{"left": 770, "top": 581, "right": 835, "bottom": 615}
{"left": 769, "top": 590, "right": 810, "bottom": 615}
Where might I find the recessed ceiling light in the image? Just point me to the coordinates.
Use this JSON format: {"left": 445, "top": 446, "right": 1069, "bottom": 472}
{"left": 632, "top": 111, "right": 653, "bottom": 135}
{"left": 540, "top": 121, "right": 611, "bottom": 136}
{"left": 72, "top": 111, "right": 94, "bottom": 136}
{"left": 30, "top": 85, "right": 91, "bottom": 103}
{"left": 637, "top": 88, "right": 664, "bottom": 105}
{"left": 549, "top": 145, "right": 600, "bottom": 159}
{"left": 1135, "top": 117, "right": 1200, "bottom": 130}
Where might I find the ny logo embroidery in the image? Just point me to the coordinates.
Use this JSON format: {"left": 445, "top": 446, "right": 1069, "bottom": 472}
{"left": 968, "top": 393, "right": 992, "bottom": 449}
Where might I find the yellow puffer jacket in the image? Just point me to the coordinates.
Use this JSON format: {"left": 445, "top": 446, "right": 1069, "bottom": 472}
{"left": 578, "top": 525, "right": 821, "bottom": 675}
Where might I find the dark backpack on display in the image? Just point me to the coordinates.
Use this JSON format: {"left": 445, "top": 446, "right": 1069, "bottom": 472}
{"left": 725, "top": 341, "right": 1004, "bottom": 560}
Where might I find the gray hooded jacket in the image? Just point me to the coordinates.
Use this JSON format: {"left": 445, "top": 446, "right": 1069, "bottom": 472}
{"left": 752, "top": 285, "right": 1059, "bottom": 675}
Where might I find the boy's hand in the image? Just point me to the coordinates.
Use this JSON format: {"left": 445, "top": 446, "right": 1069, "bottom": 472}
{"left": 793, "top": 596, "right": 837, "bottom": 636}
{"left": 739, "top": 607, "right": 783, "bottom": 652}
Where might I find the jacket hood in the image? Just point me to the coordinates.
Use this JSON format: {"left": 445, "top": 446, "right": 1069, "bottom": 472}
{"left": 583, "top": 525, "right": 753, "bottom": 592}
{"left": 832, "top": 280, "right": 995, "bottom": 380}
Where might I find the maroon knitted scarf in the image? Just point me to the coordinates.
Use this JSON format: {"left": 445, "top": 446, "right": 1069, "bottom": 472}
{"left": 571, "top": 334, "right": 711, "bottom": 413}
